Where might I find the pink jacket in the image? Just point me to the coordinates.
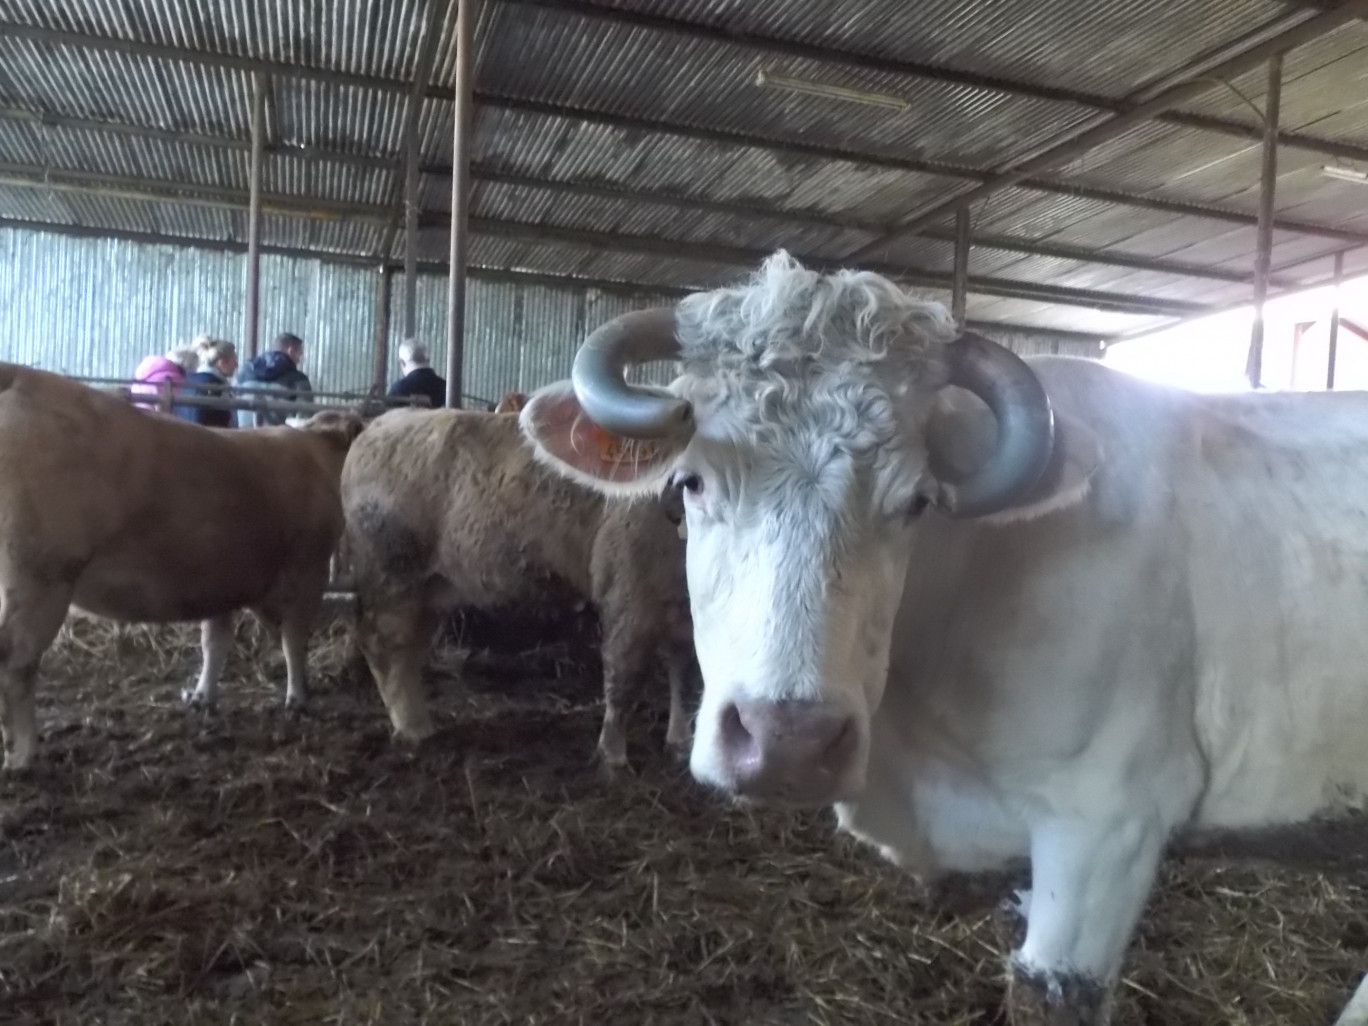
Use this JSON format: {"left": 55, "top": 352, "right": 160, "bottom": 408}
{"left": 130, "top": 355, "right": 188, "bottom": 408}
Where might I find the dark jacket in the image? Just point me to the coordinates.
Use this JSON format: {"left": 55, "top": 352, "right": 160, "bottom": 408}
{"left": 235, "top": 351, "right": 313, "bottom": 427}
{"left": 388, "top": 365, "right": 446, "bottom": 410}
{"left": 178, "top": 369, "right": 235, "bottom": 428}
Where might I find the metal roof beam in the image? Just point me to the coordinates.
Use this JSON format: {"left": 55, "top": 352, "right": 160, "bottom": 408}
{"left": 0, "top": 104, "right": 398, "bottom": 169}
{"left": 0, "top": 163, "right": 1193, "bottom": 314}
{"left": 0, "top": 99, "right": 1346, "bottom": 276}
{"left": 471, "top": 217, "right": 1215, "bottom": 317}
{"left": 4, "top": 21, "right": 1368, "bottom": 243}
{"left": 0, "top": 163, "right": 393, "bottom": 221}
{"left": 505, "top": 0, "right": 1368, "bottom": 166}
{"left": 473, "top": 168, "right": 1301, "bottom": 286}
{"left": 477, "top": 96, "right": 1368, "bottom": 245}
{"left": 844, "top": 0, "right": 1368, "bottom": 262}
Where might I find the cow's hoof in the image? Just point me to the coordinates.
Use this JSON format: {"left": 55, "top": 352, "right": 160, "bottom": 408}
{"left": 283, "top": 696, "right": 307, "bottom": 719}
{"left": 182, "top": 687, "right": 216, "bottom": 711}
{"left": 392, "top": 721, "right": 435, "bottom": 745}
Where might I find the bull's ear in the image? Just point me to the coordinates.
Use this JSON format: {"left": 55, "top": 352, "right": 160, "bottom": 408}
{"left": 519, "top": 381, "right": 686, "bottom": 496}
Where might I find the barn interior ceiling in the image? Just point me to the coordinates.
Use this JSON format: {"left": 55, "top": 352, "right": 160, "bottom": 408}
{"left": 3, "top": 0, "right": 1368, "bottom": 341}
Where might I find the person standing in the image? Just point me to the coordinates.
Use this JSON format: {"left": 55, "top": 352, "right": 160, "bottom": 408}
{"left": 387, "top": 339, "right": 446, "bottom": 409}
{"left": 235, "top": 331, "right": 313, "bottom": 427}
{"left": 180, "top": 336, "right": 239, "bottom": 428}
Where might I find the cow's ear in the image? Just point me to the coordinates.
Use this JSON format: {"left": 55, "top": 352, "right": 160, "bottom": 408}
{"left": 520, "top": 380, "right": 686, "bottom": 496}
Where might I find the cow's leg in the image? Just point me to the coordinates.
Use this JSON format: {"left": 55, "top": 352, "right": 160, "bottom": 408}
{"left": 183, "top": 613, "right": 235, "bottom": 708}
{"left": 664, "top": 645, "right": 693, "bottom": 754}
{"left": 1007, "top": 815, "right": 1166, "bottom": 1026}
{"left": 597, "top": 620, "right": 653, "bottom": 772}
{"left": 357, "top": 595, "right": 437, "bottom": 741}
{"left": 279, "top": 600, "right": 319, "bottom": 711}
{"left": 0, "top": 581, "right": 72, "bottom": 772}
{"left": 1335, "top": 972, "right": 1368, "bottom": 1026}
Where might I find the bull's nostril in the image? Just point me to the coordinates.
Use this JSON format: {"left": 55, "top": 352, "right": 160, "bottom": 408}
{"left": 818, "top": 717, "right": 858, "bottom": 772}
{"left": 719, "top": 702, "right": 752, "bottom": 749}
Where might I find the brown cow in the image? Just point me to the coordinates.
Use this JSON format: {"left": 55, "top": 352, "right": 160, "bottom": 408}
{"left": 341, "top": 407, "right": 694, "bottom": 770}
{"left": 0, "top": 362, "right": 365, "bottom": 771}
{"left": 494, "top": 392, "right": 527, "bottom": 415}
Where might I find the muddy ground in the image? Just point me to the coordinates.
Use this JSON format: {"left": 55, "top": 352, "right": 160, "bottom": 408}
{"left": 0, "top": 612, "right": 1365, "bottom": 1025}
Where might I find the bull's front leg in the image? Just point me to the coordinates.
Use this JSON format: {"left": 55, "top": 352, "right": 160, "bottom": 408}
{"left": 1007, "top": 815, "right": 1166, "bottom": 1026}
{"left": 183, "top": 613, "right": 235, "bottom": 708}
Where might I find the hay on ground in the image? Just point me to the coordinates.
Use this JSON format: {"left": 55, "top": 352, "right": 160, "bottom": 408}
{"left": 0, "top": 616, "right": 1364, "bottom": 1025}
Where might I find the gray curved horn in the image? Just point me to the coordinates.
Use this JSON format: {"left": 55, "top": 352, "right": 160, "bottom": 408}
{"left": 939, "top": 332, "right": 1055, "bottom": 518}
{"left": 570, "top": 307, "right": 694, "bottom": 439}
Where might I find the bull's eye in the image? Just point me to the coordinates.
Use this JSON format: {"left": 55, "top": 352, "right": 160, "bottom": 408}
{"left": 908, "top": 493, "right": 932, "bottom": 519}
{"left": 671, "top": 471, "right": 703, "bottom": 495}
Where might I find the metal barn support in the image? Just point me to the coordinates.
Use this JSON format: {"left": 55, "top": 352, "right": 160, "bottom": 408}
{"left": 243, "top": 72, "right": 267, "bottom": 360}
{"left": 446, "top": 0, "right": 479, "bottom": 409}
{"left": 1328, "top": 251, "right": 1345, "bottom": 391}
{"left": 1246, "top": 54, "right": 1283, "bottom": 391}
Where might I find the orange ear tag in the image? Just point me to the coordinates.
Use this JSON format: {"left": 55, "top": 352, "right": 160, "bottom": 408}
{"left": 592, "top": 425, "right": 661, "bottom": 466}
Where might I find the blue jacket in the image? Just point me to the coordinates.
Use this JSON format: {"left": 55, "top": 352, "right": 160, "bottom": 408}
{"left": 234, "top": 351, "right": 313, "bottom": 427}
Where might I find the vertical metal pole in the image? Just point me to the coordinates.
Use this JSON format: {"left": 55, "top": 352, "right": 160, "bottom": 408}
{"left": 373, "top": 264, "right": 393, "bottom": 394}
{"left": 446, "top": 0, "right": 478, "bottom": 410}
{"left": 244, "top": 72, "right": 266, "bottom": 360}
{"left": 403, "top": 117, "right": 420, "bottom": 340}
{"left": 1246, "top": 53, "right": 1282, "bottom": 391}
{"left": 951, "top": 206, "right": 970, "bottom": 326}
{"left": 1327, "top": 250, "right": 1344, "bottom": 390}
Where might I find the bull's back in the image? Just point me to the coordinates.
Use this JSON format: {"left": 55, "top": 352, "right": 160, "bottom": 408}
{"left": 342, "top": 409, "right": 604, "bottom": 606}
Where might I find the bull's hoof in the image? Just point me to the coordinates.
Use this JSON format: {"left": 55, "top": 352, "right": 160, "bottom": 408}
{"left": 182, "top": 687, "right": 216, "bottom": 711}
{"left": 282, "top": 695, "right": 307, "bottom": 720}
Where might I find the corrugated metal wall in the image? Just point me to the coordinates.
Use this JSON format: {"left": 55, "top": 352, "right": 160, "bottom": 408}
{"left": 0, "top": 226, "right": 1100, "bottom": 406}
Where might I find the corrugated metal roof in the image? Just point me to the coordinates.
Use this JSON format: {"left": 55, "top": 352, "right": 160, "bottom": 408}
{"left": 0, "top": 0, "right": 1364, "bottom": 339}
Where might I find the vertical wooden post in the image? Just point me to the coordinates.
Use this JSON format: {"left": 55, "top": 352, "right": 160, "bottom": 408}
{"left": 244, "top": 71, "right": 267, "bottom": 360}
{"left": 1245, "top": 54, "right": 1282, "bottom": 390}
{"left": 446, "top": 0, "right": 479, "bottom": 410}
{"left": 951, "top": 206, "right": 970, "bottom": 326}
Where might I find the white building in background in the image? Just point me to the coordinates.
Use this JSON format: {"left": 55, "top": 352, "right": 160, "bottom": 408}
{"left": 1104, "top": 275, "right": 1368, "bottom": 393}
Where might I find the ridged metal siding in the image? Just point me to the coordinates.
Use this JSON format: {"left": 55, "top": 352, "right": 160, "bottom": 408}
{"left": 0, "top": 228, "right": 377, "bottom": 391}
{"left": 0, "top": 227, "right": 1100, "bottom": 407}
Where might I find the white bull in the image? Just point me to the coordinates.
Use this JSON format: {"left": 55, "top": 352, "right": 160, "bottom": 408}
{"left": 519, "top": 251, "right": 1368, "bottom": 1026}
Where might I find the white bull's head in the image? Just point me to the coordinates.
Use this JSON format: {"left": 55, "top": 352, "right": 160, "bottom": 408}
{"left": 520, "top": 252, "right": 1056, "bottom": 807}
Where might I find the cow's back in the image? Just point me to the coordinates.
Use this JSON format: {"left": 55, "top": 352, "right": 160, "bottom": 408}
{"left": 0, "top": 362, "right": 349, "bottom": 622}
{"left": 341, "top": 408, "right": 604, "bottom": 608}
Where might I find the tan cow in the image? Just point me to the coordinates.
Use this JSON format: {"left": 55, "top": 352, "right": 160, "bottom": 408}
{"left": 341, "top": 406, "right": 694, "bottom": 770}
{"left": 493, "top": 391, "right": 527, "bottom": 415}
{"left": 0, "top": 362, "right": 365, "bottom": 771}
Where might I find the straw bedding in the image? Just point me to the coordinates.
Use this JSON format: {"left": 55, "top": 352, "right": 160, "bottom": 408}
{"left": 1, "top": 611, "right": 1365, "bottom": 1025}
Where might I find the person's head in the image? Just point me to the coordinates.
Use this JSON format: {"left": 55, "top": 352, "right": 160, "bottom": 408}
{"left": 398, "top": 339, "right": 430, "bottom": 375}
{"left": 166, "top": 346, "right": 199, "bottom": 375}
{"left": 274, "top": 332, "right": 304, "bottom": 367}
{"left": 194, "top": 336, "right": 238, "bottom": 378}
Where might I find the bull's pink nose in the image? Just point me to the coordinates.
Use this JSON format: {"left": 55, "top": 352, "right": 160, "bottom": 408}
{"left": 718, "top": 698, "right": 858, "bottom": 802}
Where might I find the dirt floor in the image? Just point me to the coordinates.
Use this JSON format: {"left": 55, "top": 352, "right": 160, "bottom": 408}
{"left": 1, "top": 612, "right": 1366, "bottom": 1026}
